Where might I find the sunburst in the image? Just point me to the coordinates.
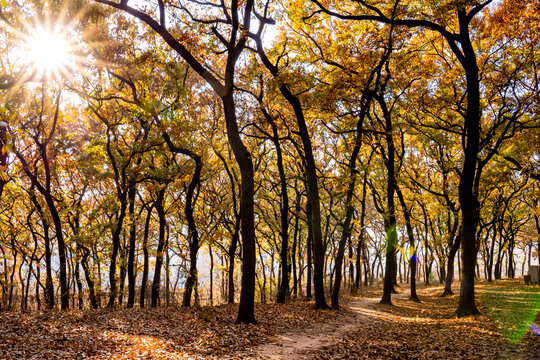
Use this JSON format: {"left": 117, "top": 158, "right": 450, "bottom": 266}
{"left": 23, "top": 25, "right": 76, "bottom": 80}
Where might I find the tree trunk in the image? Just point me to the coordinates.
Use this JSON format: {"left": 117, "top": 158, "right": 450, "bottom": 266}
{"left": 332, "top": 97, "right": 367, "bottom": 308}
{"left": 456, "top": 10, "right": 482, "bottom": 317}
{"left": 306, "top": 197, "right": 313, "bottom": 299}
{"left": 30, "top": 192, "right": 54, "bottom": 310}
{"left": 16, "top": 136, "right": 69, "bottom": 309}
{"left": 292, "top": 188, "right": 301, "bottom": 298}
{"left": 118, "top": 238, "right": 127, "bottom": 307}
{"left": 348, "top": 238, "right": 355, "bottom": 293}
{"left": 442, "top": 223, "right": 461, "bottom": 296}
{"left": 44, "top": 193, "right": 69, "bottom": 310}
{"left": 535, "top": 212, "right": 540, "bottom": 260}
{"left": 159, "top": 132, "right": 203, "bottom": 307}
{"left": 140, "top": 203, "right": 153, "bottom": 308}
{"left": 286, "top": 91, "right": 328, "bottom": 309}
{"left": 220, "top": 94, "right": 257, "bottom": 324}
{"left": 363, "top": 243, "right": 370, "bottom": 286}
{"left": 255, "top": 45, "right": 328, "bottom": 309}
{"left": 0, "top": 124, "right": 7, "bottom": 198}
{"left": 487, "top": 223, "right": 496, "bottom": 282}
{"left": 151, "top": 188, "right": 167, "bottom": 307}
{"left": 126, "top": 183, "right": 138, "bottom": 308}
{"left": 228, "top": 220, "right": 239, "bottom": 304}
{"left": 209, "top": 243, "right": 214, "bottom": 306}
{"left": 80, "top": 245, "right": 98, "bottom": 309}
{"left": 395, "top": 185, "right": 420, "bottom": 302}
{"left": 378, "top": 95, "right": 397, "bottom": 306}
{"left": 165, "top": 235, "right": 170, "bottom": 307}
{"left": 182, "top": 154, "right": 202, "bottom": 307}
{"left": 75, "top": 260, "right": 83, "bottom": 310}
{"left": 107, "top": 206, "right": 124, "bottom": 308}
{"left": 264, "top": 113, "right": 290, "bottom": 305}
{"left": 215, "top": 149, "right": 242, "bottom": 306}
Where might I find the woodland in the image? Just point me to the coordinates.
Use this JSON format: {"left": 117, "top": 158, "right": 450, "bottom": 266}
{"left": 0, "top": 0, "right": 539, "bottom": 358}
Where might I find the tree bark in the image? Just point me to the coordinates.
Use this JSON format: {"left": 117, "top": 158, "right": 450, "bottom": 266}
{"left": 151, "top": 188, "right": 167, "bottom": 307}
{"left": 442, "top": 222, "right": 461, "bottom": 296}
{"left": 221, "top": 94, "right": 257, "bottom": 324}
{"left": 331, "top": 89, "right": 369, "bottom": 309}
{"left": 182, "top": 154, "right": 202, "bottom": 307}
{"left": 126, "top": 183, "right": 138, "bottom": 308}
{"left": 228, "top": 220, "right": 240, "bottom": 304}
{"left": 139, "top": 203, "right": 153, "bottom": 308}
{"left": 378, "top": 95, "right": 397, "bottom": 305}
{"left": 0, "top": 124, "right": 7, "bottom": 198}
{"left": 456, "top": 9, "right": 482, "bottom": 317}
{"left": 306, "top": 197, "right": 313, "bottom": 299}
{"left": 261, "top": 110, "right": 290, "bottom": 305}
{"left": 332, "top": 135, "right": 362, "bottom": 308}
{"left": 395, "top": 185, "right": 420, "bottom": 302}
{"left": 29, "top": 191, "right": 54, "bottom": 309}
{"left": 17, "top": 154, "right": 69, "bottom": 309}
{"left": 215, "top": 150, "right": 241, "bottom": 305}
{"left": 292, "top": 187, "right": 301, "bottom": 298}
{"left": 355, "top": 168, "right": 369, "bottom": 293}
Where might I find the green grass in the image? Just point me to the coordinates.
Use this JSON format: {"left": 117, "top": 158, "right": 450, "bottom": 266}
{"left": 480, "top": 281, "right": 540, "bottom": 343}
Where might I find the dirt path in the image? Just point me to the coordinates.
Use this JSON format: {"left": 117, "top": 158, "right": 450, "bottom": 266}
{"left": 250, "top": 284, "right": 538, "bottom": 360}
{"left": 251, "top": 296, "right": 382, "bottom": 359}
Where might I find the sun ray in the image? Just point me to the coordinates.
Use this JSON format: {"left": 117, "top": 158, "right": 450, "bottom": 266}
{"left": 0, "top": 0, "right": 121, "bottom": 106}
{"left": 23, "top": 25, "right": 76, "bottom": 80}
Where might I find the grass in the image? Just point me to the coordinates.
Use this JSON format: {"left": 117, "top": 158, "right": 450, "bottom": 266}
{"left": 479, "top": 280, "right": 540, "bottom": 343}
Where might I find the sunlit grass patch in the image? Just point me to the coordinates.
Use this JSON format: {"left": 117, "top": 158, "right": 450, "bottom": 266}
{"left": 480, "top": 281, "right": 540, "bottom": 343}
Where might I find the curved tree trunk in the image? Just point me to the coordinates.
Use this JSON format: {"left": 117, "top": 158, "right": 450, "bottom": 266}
{"left": 15, "top": 127, "right": 69, "bottom": 309}
{"left": 182, "top": 155, "right": 203, "bottom": 307}
{"left": 292, "top": 186, "right": 301, "bottom": 298}
{"left": 139, "top": 203, "right": 153, "bottom": 308}
{"left": 158, "top": 132, "right": 204, "bottom": 307}
{"left": 255, "top": 41, "right": 328, "bottom": 309}
{"left": 395, "top": 185, "right": 420, "bottom": 302}
{"left": 151, "top": 188, "right": 167, "bottom": 307}
{"left": 221, "top": 94, "right": 257, "bottom": 324}
{"left": 378, "top": 95, "right": 397, "bottom": 306}
{"left": 0, "top": 124, "right": 7, "bottom": 198}
{"left": 257, "top": 108, "right": 290, "bottom": 305}
{"left": 456, "top": 10, "right": 482, "bottom": 317}
{"left": 79, "top": 245, "right": 98, "bottom": 309}
{"left": 126, "top": 183, "right": 138, "bottom": 308}
{"left": 332, "top": 79, "right": 375, "bottom": 308}
{"left": 215, "top": 150, "right": 241, "bottom": 305}
{"left": 29, "top": 191, "right": 54, "bottom": 309}
{"left": 442, "top": 222, "right": 461, "bottom": 296}
{"left": 228, "top": 221, "right": 240, "bottom": 304}
{"left": 306, "top": 196, "right": 313, "bottom": 300}
{"left": 43, "top": 188, "right": 69, "bottom": 309}
{"left": 283, "top": 90, "right": 328, "bottom": 309}
{"left": 355, "top": 167, "right": 369, "bottom": 293}
{"left": 95, "top": 0, "right": 257, "bottom": 323}
{"left": 332, "top": 125, "right": 364, "bottom": 309}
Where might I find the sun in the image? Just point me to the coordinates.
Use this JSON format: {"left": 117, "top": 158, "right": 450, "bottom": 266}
{"left": 24, "top": 26, "right": 75, "bottom": 80}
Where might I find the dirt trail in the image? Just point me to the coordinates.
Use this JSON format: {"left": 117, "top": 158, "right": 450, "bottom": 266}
{"left": 251, "top": 296, "right": 382, "bottom": 359}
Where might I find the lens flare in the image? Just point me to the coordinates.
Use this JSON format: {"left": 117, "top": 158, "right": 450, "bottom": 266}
{"left": 24, "top": 26, "right": 74, "bottom": 80}
{"left": 529, "top": 323, "right": 540, "bottom": 337}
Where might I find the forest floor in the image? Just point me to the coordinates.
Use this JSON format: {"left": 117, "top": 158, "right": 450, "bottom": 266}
{"left": 0, "top": 280, "right": 538, "bottom": 359}
{"left": 252, "top": 281, "right": 540, "bottom": 359}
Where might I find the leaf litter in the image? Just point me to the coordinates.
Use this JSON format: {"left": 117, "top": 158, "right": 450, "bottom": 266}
{"left": 0, "top": 283, "right": 538, "bottom": 359}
